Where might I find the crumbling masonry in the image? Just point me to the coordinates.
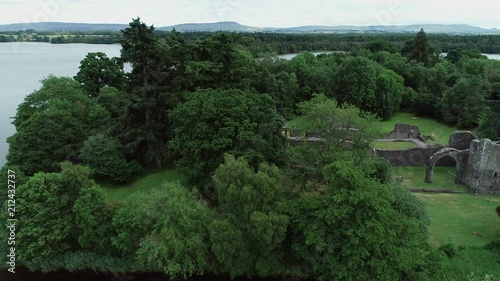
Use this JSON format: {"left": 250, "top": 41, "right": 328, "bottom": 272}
{"left": 425, "top": 138, "right": 500, "bottom": 194}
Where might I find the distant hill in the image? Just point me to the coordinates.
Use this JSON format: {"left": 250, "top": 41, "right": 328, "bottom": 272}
{"left": 0, "top": 21, "right": 499, "bottom": 34}
{"left": 0, "top": 22, "right": 128, "bottom": 32}
{"left": 158, "top": 21, "right": 258, "bottom": 32}
{"left": 264, "top": 24, "right": 500, "bottom": 34}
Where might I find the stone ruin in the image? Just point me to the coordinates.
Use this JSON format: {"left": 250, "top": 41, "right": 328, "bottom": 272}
{"left": 425, "top": 137, "right": 500, "bottom": 194}
{"left": 375, "top": 124, "right": 500, "bottom": 194}
{"left": 384, "top": 123, "right": 421, "bottom": 140}
{"left": 284, "top": 123, "right": 500, "bottom": 194}
{"left": 382, "top": 123, "right": 436, "bottom": 143}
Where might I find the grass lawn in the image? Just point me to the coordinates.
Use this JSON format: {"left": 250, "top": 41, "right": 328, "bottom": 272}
{"left": 393, "top": 166, "right": 466, "bottom": 191}
{"left": 286, "top": 116, "right": 309, "bottom": 131}
{"left": 378, "top": 112, "right": 458, "bottom": 145}
{"left": 372, "top": 141, "right": 415, "bottom": 150}
{"left": 415, "top": 193, "right": 500, "bottom": 247}
{"left": 102, "top": 169, "right": 186, "bottom": 204}
{"left": 288, "top": 112, "right": 459, "bottom": 145}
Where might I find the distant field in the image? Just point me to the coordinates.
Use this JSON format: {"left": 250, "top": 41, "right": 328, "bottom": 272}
{"left": 103, "top": 169, "right": 186, "bottom": 204}
{"left": 378, "top": 112, "right": 458, "bottom": 145}
{"left": 393, "top": 166, "right": 466, "bottom": 191}
{"left": 372, "top": 141, "right": 415, "bottom": 150}
{"left": 415, "top": 193, "right": 500, "bottom": 246}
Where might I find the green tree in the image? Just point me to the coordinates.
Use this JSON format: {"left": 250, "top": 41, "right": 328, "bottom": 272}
{"left": 73, "top": 185, "right": 114, "bottom": 252}
{"left": 118, "top": 18, "right": 174, "bottom": 168}
{"left": 258, "top": 70, "right": 300, "bottom": 119}
{"left": 374, "top": 68, "right": 404, "bottom": 119}
{"left": 80, "top": 133, "right": 142, "bottom": 183}
{"left": 17, "top": 172, "right": 73, "bottom": 264}
{"left": 169, "top": 89, "right": 287, "bottom": 195}
{"left": 112, "top": 183, "right": 214, "bottom": 278}
{"left": 333, "top": 56, "right": 403, "bottom": 119}
{"left": 288, "top": 94, "right": 382, "bottom": 188}
{"left": 479, "top": 99, "right": 500, "bottom": 140}
{"left": 120, "top": 17, "right": 166, "bottom": 88}
{"left": 16, "top": 163, "right": 116, "bottom": 266}
{"left": 74, "top": 52, "right": 125, "bottom": 96}
{"left": 7, "top": 77, "right": 110, "bottom": 175}
{"left": 183, "top": 33, "right": 257, "bottom": 91}
{"left": 441, "top": 77, "right": 488, "bottom": 128}
{"left": 288, "top": 161, "right": 437, "bottom": 281}
{"left": 364, "top": 39, "right": 398, "bottom": 53}
{"left": 402, "top": 29, "right": 431, "bottom": 66}
{"left": 209, "top": 155, "right": 288, "bottom": 278}
{"left": 412, "top": 61, "right": 459, "bottom": 118}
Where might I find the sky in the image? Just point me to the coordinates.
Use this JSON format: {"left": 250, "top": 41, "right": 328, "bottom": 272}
{"left": 0, "top": 0, "right": 499, "bottom": 29}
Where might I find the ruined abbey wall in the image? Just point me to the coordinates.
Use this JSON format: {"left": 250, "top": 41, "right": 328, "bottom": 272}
{"left": 463, "top": 139, "right": 500, "bottom": 194}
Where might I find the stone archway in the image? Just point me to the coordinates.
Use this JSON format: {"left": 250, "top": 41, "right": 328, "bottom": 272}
{"left": 425, "top": 148, "right": 469, "bottom": 184}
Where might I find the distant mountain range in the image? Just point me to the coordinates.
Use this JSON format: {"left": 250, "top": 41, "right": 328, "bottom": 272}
{"left": 1, "top": 21, "right": 499, "bottom": 34}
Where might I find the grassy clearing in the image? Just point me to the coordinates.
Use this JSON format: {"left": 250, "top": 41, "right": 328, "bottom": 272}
{"left": 372, "top": 141, "right": 415, "bottom": 150}
{"left": 285, "top": 116, "right": 309, "bottom": 130}
{"left": 378, "top": 112, "right": 458, "bottom": 145}
{"left": 288, "top": 112, "right": 459, "bottom": 145}
{"left": 393, "top": 166, "right": 466, "bottom": 191}
{"left": 103, "top": 169, "right": 186, "bottom": 204}
{"left": 415, "top": 193, "right": 500, "bottom": 247}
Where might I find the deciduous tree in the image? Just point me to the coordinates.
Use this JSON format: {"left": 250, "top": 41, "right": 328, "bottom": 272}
{"left": 74, "top": 52, "right": 125, "bottom": 96}
{"left": 169, "top": 89, "right": 287, "bottom": 194}
{"left": 209, "top": 155, "right": 288, "bottom": 277}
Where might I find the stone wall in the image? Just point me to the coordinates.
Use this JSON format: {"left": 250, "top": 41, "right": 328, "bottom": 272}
{"left": 449, "top": 131, "right": 478, "bottom": 150}
{"left": 374, "top": 146, "right": 446, "bottom": 166}
{"left": 384, "top": 123, "right": 421, "bottom": 139}
{"left": 463, "top": 139, "right": 500, "bottom": 194}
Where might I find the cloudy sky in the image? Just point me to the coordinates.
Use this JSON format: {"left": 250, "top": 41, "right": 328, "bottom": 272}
{"left": 0, "top": 0, "right": 499, "bottom": 28}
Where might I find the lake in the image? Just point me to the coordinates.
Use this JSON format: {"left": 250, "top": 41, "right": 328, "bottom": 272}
{"left": 1, "top": 44, "right": 499, "bottom": 166}
{"left": 0, "top": 42, "right": 122, "bottom": 167}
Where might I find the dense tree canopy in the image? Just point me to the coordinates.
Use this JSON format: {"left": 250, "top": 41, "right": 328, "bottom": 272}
{"left": 441, "top": 77, "right": 488, "bottom": 128}
{"left": 210, "top": 155, "right": 288, "bottom": 278}
{"left": 288, "top": 161, "right": 437, "bottom": 281}
{"left": 16, "top": 163, "right": 112, "bottom": 265}
{"left": 169, "top": 89, "right": 287, "bottom": 194}
{"left": 7, "top": 76, "right": 110, "bottom": 175}
{"left": 74, "top": 52, "right": 125, "bottom": 96}
{"left": 333, "top": 56, "right": 404, "bottom": 119}
{"left": 112, "top": 182, "right": 214, "bottom": 278}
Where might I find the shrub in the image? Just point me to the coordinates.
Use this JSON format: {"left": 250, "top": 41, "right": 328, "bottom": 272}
{"left": 439, "top": 241, "right": 460, "bottom": 258}
{"left": 80, "top": 133, "right": 142, "bottom": 184}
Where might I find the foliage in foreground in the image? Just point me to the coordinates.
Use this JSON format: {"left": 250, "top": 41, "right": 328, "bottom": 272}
{"left": 288, "top": 161, "right": 438, "bottom": 281}
{"left": 112, "top": 182, "right": 214, "bottom": 279}
{"left": 13, "top": 163, "right": 114, "bottom": 266}
{"left": 210, "top": 155, "right": 289, "bottom": 278}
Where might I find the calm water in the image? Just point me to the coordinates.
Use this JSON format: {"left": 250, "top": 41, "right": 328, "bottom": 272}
{"left": 0, "top": 42, "right": 122, "bottom": 166}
